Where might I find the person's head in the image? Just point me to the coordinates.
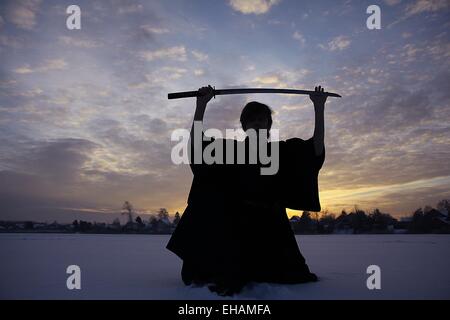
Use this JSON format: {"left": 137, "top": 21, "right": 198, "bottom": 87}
{"left": 240, "top": 101, "right": 273, "bottom": 133}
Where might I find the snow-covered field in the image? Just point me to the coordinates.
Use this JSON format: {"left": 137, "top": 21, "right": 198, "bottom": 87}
{"left": 1, "top": 233, "right": 449, "bottom": 300}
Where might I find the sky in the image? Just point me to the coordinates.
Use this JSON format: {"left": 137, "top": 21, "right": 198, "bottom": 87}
{"left": 0, "top": 0, "right": 449, "bottom": 222}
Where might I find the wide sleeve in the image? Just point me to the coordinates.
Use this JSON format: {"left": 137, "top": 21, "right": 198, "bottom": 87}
{"left": 187, "top": 132, "right": 232, "bottom": 205}
{"left": 278, "top": 137, "right": 325, "bottom": 212}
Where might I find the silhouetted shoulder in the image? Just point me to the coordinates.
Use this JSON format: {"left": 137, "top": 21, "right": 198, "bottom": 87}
{"left": 189, "top": 132, "right": 237, "bottom": 175}
{"left": 282, "top": 137, "right": 325, "bottom": 169}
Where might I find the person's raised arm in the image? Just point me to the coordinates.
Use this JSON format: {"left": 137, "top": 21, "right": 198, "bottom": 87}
{"left": 190, "top": 85, "right": 215, "bottom": 142}
{"left": 189, "top": 85, "right": 215, "bottom": 165}
{"left": 309, "top": 86, "right": 327, "bottom": 157}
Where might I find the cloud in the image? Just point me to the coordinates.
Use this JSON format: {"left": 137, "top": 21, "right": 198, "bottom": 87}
{"left": 2, "top": 138, "right": 99, "bottom": 185}
{"left": 132, "top": 24, "right": 168, "bottom": 42}
{"left": 382, "top": 37, "right": 449, "bottom": 67}
{"left": 191, "top": 50, "right": 208, "bottom": 62}
{"left": 402, "top": 32, "right": 412, "bottom": 38}
{"left": 0, "top": 134, "right": 192, "bottom": 222}
{"left": 0, "top": 34, "right": 24, "bottom": 48}
{"left": 128, "top": 114, "right": 169, "bottom": 136}
{"left": 292, "top": 31, "right": 305, "bottom": 45}
{"left": 405, "top": 0, "right": 450, "bottom": 16}
{"left": 194, "top": 69, "right": 205, "bottom": 76}
{"left": 320, "top": 175, "right": 450, "bottom": 215}
{"left": 5, "top": 0, "right": 41, "bottom": 30}
{"left": 128, "top": 66, "right": 188, "bottom": 89}
{"left": 384, "top": 0, "right": 402, "bottom": 5}
{"left": 400, "top": 43, "right": 423, "bottom": 63}
{"left": 41, "top": 59, "right": 67, "bottom": 70}
{"left": 268, "top": 19, "right": 283, "bottom": 25}
{"left": 58, "top": 36, "right": 101, "bottom": 48}
{"left": 252, "top": 75, "right": 282, "bottom": 86}
{"left": 158, "top": 67, "right": 187, "bottom": 79}
{"left": 229, "top": 0, "right": 281, "bottom": 15}
{"left": 138, "top": 46, "right": 187, "bottom": 61}
{"left": 140, "top": 25, "right": 170, "bottom": 35}
{"left": 117, "top": 2, "right": 144, "bottom": 15}
{"left": 13, "top": 59, "right": 67, "bottom": 74}
{"left": 29, "top": 139, "right": 98, "bottom": 181}
{"left": 13, "top": 66, "right": 33, "bottom": 74}
{"left": 305, "top": 56, "right": 450, "bottom": 213}
{"left": 387, "top": 0, "right": 449, "bottom": 28}
{"left": 321, "top": 35, "right": 351, "bottom": 51}
{"left": 252, "top": 69, "right": 310, "bottom": 87}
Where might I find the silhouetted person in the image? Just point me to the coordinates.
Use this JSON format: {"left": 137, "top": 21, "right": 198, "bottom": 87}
{"left": 167, "top": 85, "right": 327, "bottom": 296}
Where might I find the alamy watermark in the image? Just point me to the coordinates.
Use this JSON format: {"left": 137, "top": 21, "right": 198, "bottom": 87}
{"left": 366, "top": 5, "right": 381, "bottom": 30}
{"left": 366, "top": 265, "right": 381, "bottom": 290}
{"left": 64, "top": 4, "right": 380, "bottom": 31}
{"left": 171, "top": 121, "right": 280, "bottom": 176}
{"left": 66, "top": 265, "right": 81, "bottom": 290}
{"left": 66, "top": 5, "right": 81, "bottom": 30}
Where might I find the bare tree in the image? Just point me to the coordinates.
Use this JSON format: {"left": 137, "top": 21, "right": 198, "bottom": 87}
{"left": 437, "top": 199, "right": 450, "bottom": 217}
{"left": 122, "top": 201, "right": 134, "bottom": 223}
{"left": 173, "top": 211, "right": 181, "bottom": 226}
{"left": 157, "top": 208, "right": 169, "bottom": 221}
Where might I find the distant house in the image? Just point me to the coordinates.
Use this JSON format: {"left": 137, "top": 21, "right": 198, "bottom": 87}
{"left": 15, "top": 223, "right": 25, "bottom": 230}
{"left": 439, "top": 208, "right": 448, "bottom": 218}
{"left": 430, "top": 209, "right": 450, "bottom": 230}
{"left": 409, "top": 208, "right": 450, "bottom": 233}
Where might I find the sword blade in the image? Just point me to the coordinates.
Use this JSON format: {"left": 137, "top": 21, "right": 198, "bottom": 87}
{"left": 168, "top": 88, "right": 342, "bottom": 99}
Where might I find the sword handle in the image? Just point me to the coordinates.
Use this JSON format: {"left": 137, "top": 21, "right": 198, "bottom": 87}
{"left": 168, "top": 90, "right": 206, "bottom": 100}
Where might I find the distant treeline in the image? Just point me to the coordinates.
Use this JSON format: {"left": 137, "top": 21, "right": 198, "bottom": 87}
{"left": 289, "top": 204, "right": 449, "bottom": 234}
{"left": 1, "top": 200, "right": 449, "bottom": 234}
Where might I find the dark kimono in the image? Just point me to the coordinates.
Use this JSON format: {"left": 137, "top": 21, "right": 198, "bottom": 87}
{"left": 166, "top": 134, "right": 325, "bottom": 289}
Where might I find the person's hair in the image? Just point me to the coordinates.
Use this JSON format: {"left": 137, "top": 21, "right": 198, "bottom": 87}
{"left": 240, "top": 101, "right": 273, "bottom": 131}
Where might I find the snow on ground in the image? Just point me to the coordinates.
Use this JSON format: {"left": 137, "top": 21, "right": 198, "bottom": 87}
{"left": 0, "top": 233, "right": 449, "bottom": 299}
